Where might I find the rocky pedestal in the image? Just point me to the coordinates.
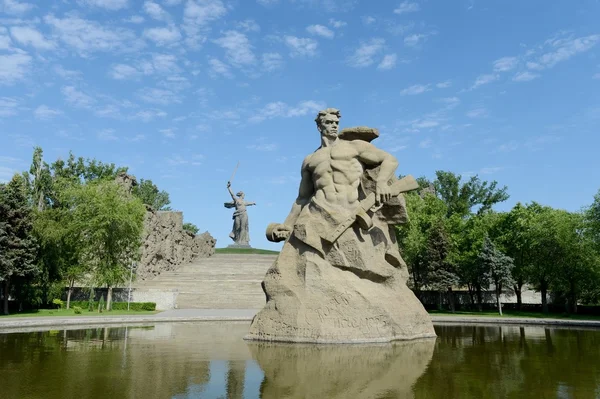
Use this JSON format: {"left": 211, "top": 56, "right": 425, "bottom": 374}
{"left": 245, "top": 234, "right": 436, "bottom": 343}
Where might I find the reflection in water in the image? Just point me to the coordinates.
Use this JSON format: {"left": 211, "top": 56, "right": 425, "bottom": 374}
{"left": 1, "top": 322, "right": 599, "bottom": 399}
{"left": 248, "top": 339, "right": 435, "bottom": 399}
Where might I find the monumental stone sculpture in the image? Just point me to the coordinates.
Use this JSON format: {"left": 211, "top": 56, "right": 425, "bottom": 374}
{"left": 224, "top": 180, "right": 256, "bottom": 247}
{"left": 246, "top": 108, "right": 436, "bottom": 343}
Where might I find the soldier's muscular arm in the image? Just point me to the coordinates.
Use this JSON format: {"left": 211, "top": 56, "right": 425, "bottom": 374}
{"left": 354, "top": 141, "right": 399, "bottom": 203}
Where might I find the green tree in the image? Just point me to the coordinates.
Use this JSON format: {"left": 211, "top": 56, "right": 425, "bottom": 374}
{"left": 183, "top": 222, "right": 199, "bottom": 235}
{"left": 68, "top": 180, "right": 145, "bottom": 311}
{"left": 0, "top": 175, "right": 39, "bottom": 314}
{"left": 396, "top": 191, "right": 447, "bottom": 293}
{"left": 526, "top": 203, "right": 562, "bottom": 313}
{"left": 453, "top": 213, "right": 497, "bottom": 311}
{"left": 478, "top": 236, "right": 514, "bottom": 315}
{"left": 433, "top": 171, "right": 509, "bottom": 218}
{"left": 424, "top": 220, "right": 459, "bottom": 311}
{"left": 28, "top": 147, "right": 53, "bottom": 211}
{"left": 585, "top": 189, "right": 600, "bottom": 250}
{"left": 551, "top": 211, "right": 599, "bottom": 312}
{"left": 494, "top": 203, "right": 535, "bottom": 310}
{"left": 132, "top": 179, "right": 171, "bottom": 210}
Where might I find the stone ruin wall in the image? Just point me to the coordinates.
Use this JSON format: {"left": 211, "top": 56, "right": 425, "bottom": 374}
{"left": 138, "top": 207, "right": 216, "bottom": 280}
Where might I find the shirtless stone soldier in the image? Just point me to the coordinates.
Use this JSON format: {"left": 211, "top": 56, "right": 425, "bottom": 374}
{"left": 246, "top": 108, "right": 435, "bottom": 344}
{"left": 268, "top": 108, "right": 396, "bottom": 243}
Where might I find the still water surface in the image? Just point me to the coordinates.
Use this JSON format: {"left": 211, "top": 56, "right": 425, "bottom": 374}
{"left": 1, "top": 322, "right": 599, "bottom": 399}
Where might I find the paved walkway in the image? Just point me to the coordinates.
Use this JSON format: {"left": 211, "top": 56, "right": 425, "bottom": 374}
{"left": 1, "top": 309, "right": 600, "bottom": 332}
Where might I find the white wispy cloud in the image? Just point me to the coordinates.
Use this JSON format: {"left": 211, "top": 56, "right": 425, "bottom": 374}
{"left": 131, "top": 109, "right": 167, "bottom": 122}
{"left": 144, "top": 26, "right": 181, "bottom": 46}
{"left": 79, "top": 0, "right": 129, "bottom": 10}
{"left": 593, "top": 72, "right": 600, "bottom": 80}
{"left": 34, "top": 105, "right": 62, "bottom": 120}
{"left": 436, "top": 80, "right": 452, "bottom": 88}
{"left": 329, "top": 18, "right": 347, "bottom": 28}
{"left": 2, "top": 0, "right": 34, "bottom": 14}
{"left": 404, "top": 33, "right": 429, "bottom": 47}
{"left": 109, "top": 64, "right": 141, "bottom": 80}
{"left": 182, "top": 0, "right": 228, "bottom": 47}
{"left": 493, "top": 56, "right": 518, "bottom": 72}
{"left": 470, "top": 73, "right": 499, "bottom": 90}
{"left": 306, "top": 24, "right": 334, "bottom": 39}
{"left": 44, "top": 14, "right": 142, "bottom": 56}
{"left": 213, "top": 30, "right": 256, "bottom": 66}
{"left": 262, "top": 52, "right": 283, "bottom": 72}
{"left": 0, "top": 97, "right": 19, "bottom": 117}
{"left": 479, "top": 167, "right": 504, "bottom": 175}
{"left": 62, "top": 86, "right": 95, "bottom": 108}
{"left": 54, "top": 65, "right": 83, "bottom": 80}
{"left": 0, "top": 27, "right": 11, "bottom": 50}
{"left": 127, "top": 134, "right": 146, "bottom": 142}
{"left": 346, "top": 38, "right": 385, "bottom": 68}
{"left": 143, "top": 1, "right": 170, "bottom": 21}
{"left": 497, "top": 141, "right": 519, "bottom": 152}
{"left": 249, "top": 100, "right": 325, "bottom": 123}
{"left": 284, "top": 36, "right": 318, "bottom": 57}
{"left": 400, "top": 84, "right": 431, "bottom": 95}
{"left": 412, "top": 120, "right": 439, "bottom": 129}
{"left": 236, "top": 19, "right": 260, "bottom": 32}
{"left": 247, "top": 142, "right": 278, "bottom": 151}
{"left": 513, "top": 71, "right": 540, "bottom": 82}
{"left": 394, "top": 1, "right": 419, "bottom": 15}
{"left": 0, "top": 53, "right": 31, "bottom": 85}
{"left": 160, "top": 128, "right": 176, "bottom": 138}
{"left": 208, "top": 57, "right": 233, "bottom": 78}
{"left": 97, "top": 128, "right": 119, "bottom": 141}
{"left": 438, "top": 96, "right": 460, "bottom": 108}
{"left": 137, "top": 87, "right": 181, "bottom": 105}
{"left": 124, "top": 15, "right": 145, "bottom": 24}
{"left": 9, "top": 26, "right": 55, "bottom": 50}
{"left": 257, "top": 0, "right": 278, "bottom": 5}
{"left": 536, "top": 34, "right": 599, "bottom": 69}
{"left": 419, "top": 138, "right": 432, "bottom": 148}
{"left": 466, "top": 108, "right": 488, "bottom": 118}
{"left": 362, "top": 16, "right": 376, "bottom": 25}
{"left": 377, "top": 54, "right": 397, "bottom": 70}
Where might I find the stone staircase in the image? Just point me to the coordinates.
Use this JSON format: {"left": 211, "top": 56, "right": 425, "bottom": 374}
{"left": 134, "top": 253, "right": 277, "bottom": 309}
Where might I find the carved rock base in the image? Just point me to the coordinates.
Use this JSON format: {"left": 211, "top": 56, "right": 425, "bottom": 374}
{"left": 245, "top": 236, "right": 436, "bottom": 343}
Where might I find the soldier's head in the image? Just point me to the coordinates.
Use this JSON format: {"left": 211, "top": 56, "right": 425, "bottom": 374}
{"left": 315, "top": 108, "right": 341, "bottom": 139}
{"left": 236, "top": 191, "right": 244, "bottom": 198}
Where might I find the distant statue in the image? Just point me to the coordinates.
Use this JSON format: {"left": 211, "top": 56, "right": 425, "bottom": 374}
{"left": 224, "top": 181, "right": 256, "bottom": 247}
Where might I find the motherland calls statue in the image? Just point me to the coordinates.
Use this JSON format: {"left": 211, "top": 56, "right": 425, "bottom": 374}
{"left": 224, "top": 181, "right": 256, "bottom": 247}
{"left": 246, "top": 108, "right": 436, "bottom": 343}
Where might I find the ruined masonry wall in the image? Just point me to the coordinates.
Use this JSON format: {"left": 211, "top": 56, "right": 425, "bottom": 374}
{"left": 138, "top": 208, "right": 216, "bottom": 280}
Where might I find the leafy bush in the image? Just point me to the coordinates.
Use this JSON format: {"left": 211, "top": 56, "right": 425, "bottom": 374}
{"left": 73, "top": 306, "right": 82, "bottom": 314}
{"left": 69, "top": 301, "right": 156, "bottom": 311}
{"left": 111, "top": 302, "right": 156, "bottom": 311}
{"left": 52, "top": 298, "right": 64, "bottom": 309}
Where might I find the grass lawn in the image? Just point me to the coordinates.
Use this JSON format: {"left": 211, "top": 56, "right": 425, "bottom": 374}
{"left": 428, "top": 309, "right": 600, "bottom": 321}
{"left": 215, "top": 247, "right": 279, "bottom": 255}
{"left": 0, "top": 309, "right": 159, "bottom": 318}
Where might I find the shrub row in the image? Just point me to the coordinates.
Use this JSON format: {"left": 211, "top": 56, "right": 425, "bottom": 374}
{"left": 69, "top": 301, "right": 156, "bottom": 311}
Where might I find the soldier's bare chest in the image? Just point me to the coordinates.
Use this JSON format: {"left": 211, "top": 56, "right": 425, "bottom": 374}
{"left": 307, "top": 143, "right": 359, "bottom": 170}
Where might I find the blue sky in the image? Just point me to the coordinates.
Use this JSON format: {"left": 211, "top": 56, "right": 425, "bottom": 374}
{"left": 1, "top": 0, "right": 599, "bottom": 250}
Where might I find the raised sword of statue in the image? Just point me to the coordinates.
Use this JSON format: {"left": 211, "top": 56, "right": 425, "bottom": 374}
{"left": 227, "top": 161, "right": 240, "bottom": 187}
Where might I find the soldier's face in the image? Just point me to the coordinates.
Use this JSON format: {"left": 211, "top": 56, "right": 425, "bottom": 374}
{"left": 320, "top": 115, "right": 339, "bottom": 138}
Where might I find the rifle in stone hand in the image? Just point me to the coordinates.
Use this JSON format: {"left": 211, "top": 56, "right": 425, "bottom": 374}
{"left": 321, "top": 175, "right": 420, "bottom": 244}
